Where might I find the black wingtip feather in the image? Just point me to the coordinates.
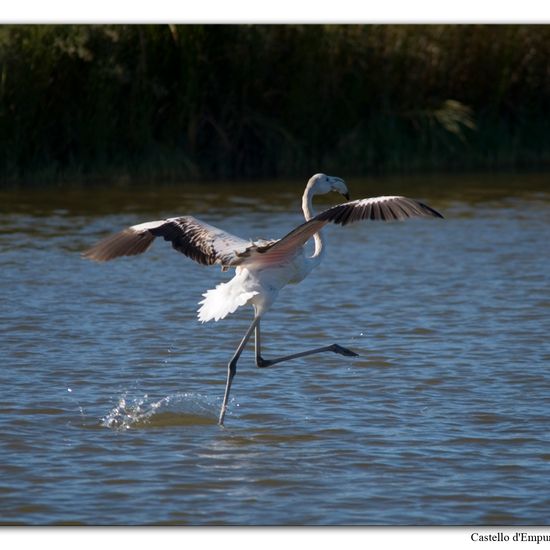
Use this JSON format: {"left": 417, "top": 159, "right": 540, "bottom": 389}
{"left": 82, "top": 229, "right": 155, "bottom": 262}
{"left": 418, "top": 201, "right": 445, "bottom": 219}
{"left": 315, "top": 196, "right": 444, "bottom": 226}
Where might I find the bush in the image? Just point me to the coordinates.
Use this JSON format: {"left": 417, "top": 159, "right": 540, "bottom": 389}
{"left": 1, "top": 24, "right": 549, "bottom": 184}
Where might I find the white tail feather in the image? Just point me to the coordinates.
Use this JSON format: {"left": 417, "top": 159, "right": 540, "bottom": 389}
{"left": 197, "top": 279, "right": 259, "bottom": 323}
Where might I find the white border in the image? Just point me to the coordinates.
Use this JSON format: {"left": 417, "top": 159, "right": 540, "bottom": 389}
{"left": 1, "top": 3, "right": 548, "bottom": 546}
{"left": 1, "top": 1, "right": 550, "bottom": 23}
{"left": 4, "top": 527, "right": 538, "bottom": 550}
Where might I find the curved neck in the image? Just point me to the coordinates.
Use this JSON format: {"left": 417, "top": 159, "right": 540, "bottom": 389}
{"left": 302, "top": 182, "right": 324, "bottom": 259}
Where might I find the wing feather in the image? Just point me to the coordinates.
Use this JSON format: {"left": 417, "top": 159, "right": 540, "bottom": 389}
{"left": 316, "top": 195, "right": 443, "bottom": 225}
{"left": 83, "top": 197, "right": 442, "bottom": 267}
{"left": 82, "top": 216, "right": 254, "bottom": 268}
{"left": 258, "top": 195, "right": 443, "bottom": 258}
{"left": 81, "top": 223, "right": 158, "bottom": 262}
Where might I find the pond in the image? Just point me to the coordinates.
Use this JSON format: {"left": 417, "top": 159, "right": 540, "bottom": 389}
{"left": 1, "top": 172, "right": 549, "bottom": 524}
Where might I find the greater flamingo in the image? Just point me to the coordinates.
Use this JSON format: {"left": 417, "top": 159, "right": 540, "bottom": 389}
{"left": 83, "top": 174, "right": 443, "bottom": 424}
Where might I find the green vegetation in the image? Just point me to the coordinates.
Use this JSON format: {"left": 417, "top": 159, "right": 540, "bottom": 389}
{"left": 1, "top": 24, "right": 549, "bottom": 184}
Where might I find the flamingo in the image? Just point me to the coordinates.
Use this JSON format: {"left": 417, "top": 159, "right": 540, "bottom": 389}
{"left": 83, "top": 173, "right": 443, "bottom": 425}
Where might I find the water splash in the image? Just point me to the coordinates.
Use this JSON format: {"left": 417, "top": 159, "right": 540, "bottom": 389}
{"left": 101, "top": 392, "right": 218, "bottom": 430}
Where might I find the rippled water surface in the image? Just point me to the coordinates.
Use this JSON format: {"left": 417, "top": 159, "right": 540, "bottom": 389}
{"left": 1, "top": 173, "right": 549, "bottom": 525}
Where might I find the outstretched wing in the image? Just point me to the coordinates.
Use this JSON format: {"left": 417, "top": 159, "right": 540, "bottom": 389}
{"left": 257, "top": 195, "right": 444, "bottom": 257}
{"left": 82, "top": 216, "right": 256, "bottom": 268}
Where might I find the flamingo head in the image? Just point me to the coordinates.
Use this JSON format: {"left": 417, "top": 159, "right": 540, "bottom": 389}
{"left": 308, "top": 173, "right": 350, "bottom": 201}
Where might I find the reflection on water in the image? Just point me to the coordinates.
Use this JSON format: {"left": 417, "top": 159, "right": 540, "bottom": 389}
{"left": 1, "top": 172, "right": 549, "bottom": 525}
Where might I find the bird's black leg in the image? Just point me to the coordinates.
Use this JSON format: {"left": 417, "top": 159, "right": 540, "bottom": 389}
{"left": 254, "top": 320, "right": 270, "bottom": 368}
{"left": 218, "top": 316, "right": 260, "bottom": 426}
{"left": 254, "top": 320, "right": 358, "bottom": 369}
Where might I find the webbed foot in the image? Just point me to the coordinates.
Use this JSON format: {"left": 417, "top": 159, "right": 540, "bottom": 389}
{"left": 329, "top": 344, "right": 359, "bottom": 357}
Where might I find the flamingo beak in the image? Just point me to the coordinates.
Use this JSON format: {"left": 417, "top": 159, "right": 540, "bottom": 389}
{"left": 343, "top": 192, "right": 350, "bottom": 201}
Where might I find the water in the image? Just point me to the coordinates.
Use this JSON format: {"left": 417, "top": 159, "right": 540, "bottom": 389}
{"left": 1, "top": 173, "right": 549, "bottom": 525}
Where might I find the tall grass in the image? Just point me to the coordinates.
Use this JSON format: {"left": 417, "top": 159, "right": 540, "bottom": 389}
{"left": 1, "top": 25, "right": 549, "bottom": 184}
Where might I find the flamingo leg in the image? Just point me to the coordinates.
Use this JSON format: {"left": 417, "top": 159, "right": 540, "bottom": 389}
{"left": 254, "top": 320, "right": 358, "bottom": 368}
{"left": 219, "top": 318, "right": 358, "bottom": 425}
{"left": 218, "top": 316, "right": 260, "bottom": 426}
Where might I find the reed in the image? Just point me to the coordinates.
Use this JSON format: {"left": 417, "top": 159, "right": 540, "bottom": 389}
{"left": 1, "top": 24, "right": 549, "bottom": 184}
